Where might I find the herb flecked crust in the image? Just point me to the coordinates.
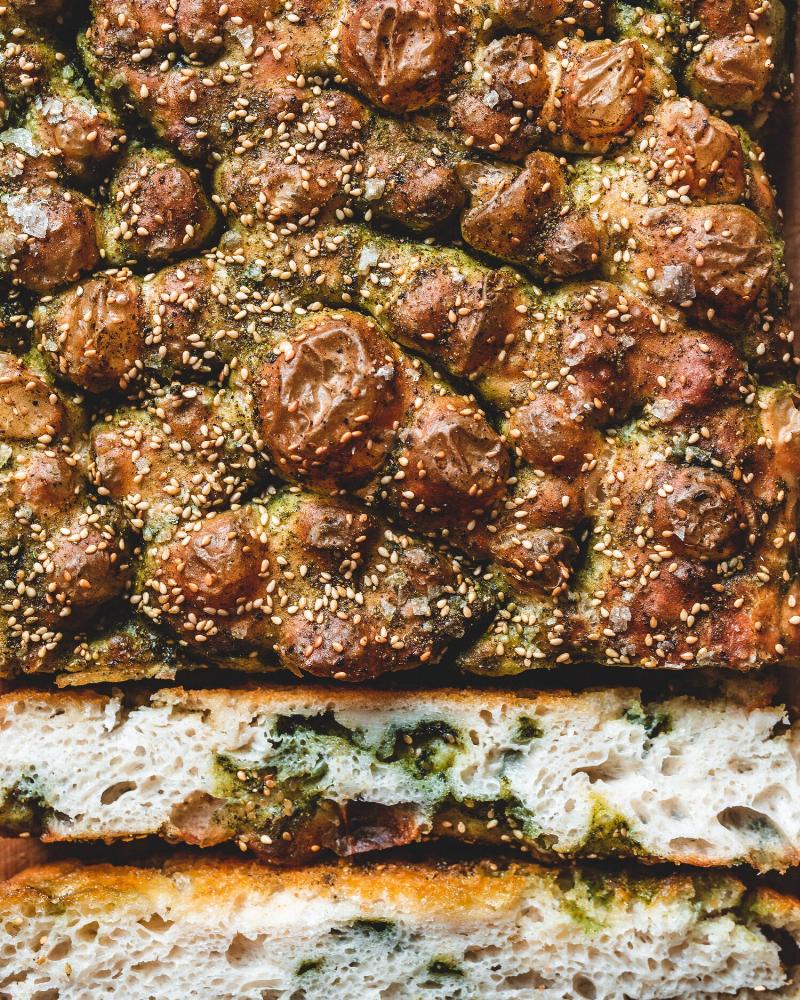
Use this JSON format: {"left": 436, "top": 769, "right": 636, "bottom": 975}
{"left": 0, "top": 0, "right": 795, "bottom": 686}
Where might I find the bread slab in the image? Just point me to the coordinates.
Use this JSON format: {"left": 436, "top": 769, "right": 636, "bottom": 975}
{"left": 0, "top": 857, "right": 799, "bottom": 999}
{"left": 1, "top": 682, "right": 798, "bottom": 870}
{"left": 0, "top": 1, "right": 798, "bottom": 683}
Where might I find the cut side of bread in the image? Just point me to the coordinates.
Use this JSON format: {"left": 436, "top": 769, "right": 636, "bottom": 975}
{"left": 0, "top": 857, "right": 799, "bottom": 1000}
{"left": 1, "top": 682, "right": 798, "bottom": 870}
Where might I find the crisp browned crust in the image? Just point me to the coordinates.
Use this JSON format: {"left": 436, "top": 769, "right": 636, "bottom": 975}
{"left": 0, "top": 672, "right": 781, "bottom": 717}
{"left": 2, "top": 856, "right": 798, "bottom": 953}
{"left": 0, "top": 0, "right": 794, "bottom": 682}
{"left": 0, "top": 857, "right": 797, "bottom": 1000}
{"left": 0, "top": 856, "right": 531, "bottom": 917}
{"left": 0, "top": 855, "right": 754, "bottom": 919}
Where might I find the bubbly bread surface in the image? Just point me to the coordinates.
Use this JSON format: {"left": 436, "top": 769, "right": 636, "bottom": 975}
{"left": 0, "top": 0, "right": 797, "bottom": 684}
{"left": 0, "top": 681, "right": 798, "bottom": 870}
{"left": 1, "top": 857, "right": 800, "bottom": 999}
{"left": 0, "top": 4, "right": 799, "bottom": 997}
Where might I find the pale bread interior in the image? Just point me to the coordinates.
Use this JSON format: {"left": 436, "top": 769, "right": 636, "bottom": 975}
{"left": 0, "top": 685, "right": 798, "bottom": 868}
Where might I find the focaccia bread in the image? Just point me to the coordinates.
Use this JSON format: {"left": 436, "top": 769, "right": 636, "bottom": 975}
{"left": 0, "top": 857, "right": 800, "bottom": 999}
{"left": 0, "top": 679, "right": 798, "bottom": 871}
{"left": 1, "top": 5, "right": 799, "bottom": 996}
{"left": 0, "top": 0, "right": 796, "bottom": 682}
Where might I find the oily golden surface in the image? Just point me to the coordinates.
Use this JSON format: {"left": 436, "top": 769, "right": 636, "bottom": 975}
{"left": 0, "top": 854, "right": 763, "bottom": 921}
{"left": 0, "top": 0, "right": 796, "bottom": 681}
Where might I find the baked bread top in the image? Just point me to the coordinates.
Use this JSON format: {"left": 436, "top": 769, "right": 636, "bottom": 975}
{"left": 0, "top": 0, "right": 796, "bottom": 682}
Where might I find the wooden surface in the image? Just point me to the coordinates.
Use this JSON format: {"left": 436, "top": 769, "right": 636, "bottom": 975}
{"left": 0, "top": 28, "right": 798, "bottom": 887}
{"left": 0, "top": 837, "right": 57, "bottom": 878}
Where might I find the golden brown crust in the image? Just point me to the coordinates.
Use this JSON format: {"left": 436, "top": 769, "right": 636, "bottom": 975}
{"left": 255, "top": 314, "right": 409, "bottom": 490}
{"left": 0, "top": 854, "right": 758, "bottom": 921}
{"left": 82, "top": 0, "right": 784, "bottom": 167}
{"left": 2, "top": 189, "right": 99, "bottom": 293}
{"left": 42, "top": 275, "right": 145, "bottom": 392}
{"left": 0, "top": 671, "right": 780, "bottom": 717}
{"left": 338, "top": 0, "right": 464, "bottom": 113}
{"left": 394, "top": 394, "right": 511, "bottom": 517}
{"left": 99, "top": 147, "right": 218, "bottom": 265}
{"left": 0, "top": 11, "right": 217, "bottom": 295}
{"left": 138, "top": 491, "right": 490, "bottom": 679}
{"left": 0, "top": 354, "right": 64, "bottom": 441}
{"left": 0, "top": 856, "right": 531, "bottom": 917}
{"left": 0, "top": 0, "right": 793, "bottom": 682}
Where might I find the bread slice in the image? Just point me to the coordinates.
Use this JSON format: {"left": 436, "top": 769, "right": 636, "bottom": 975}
{"left": 1, "top": 680, "right": 798, "bottom": 871}
{"left": 0, "top": 856, "right": 799, "bottom": 999}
